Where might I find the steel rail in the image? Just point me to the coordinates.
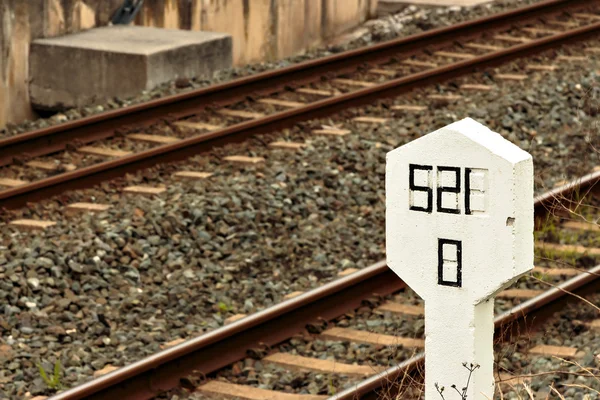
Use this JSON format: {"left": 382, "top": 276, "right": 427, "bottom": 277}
{"left": 48, "top": 177, "right": 600, "bottom": 400}
{"left": 534, "top": 169, "right": 600, "bottom": 225}
{"left": 2, "top": 19, "right": 600, "bottom": 209}
{"left": 329, "top": 263, "right": 600, "bottom": 400}
{"left": 0, "top": 0, "right": 590, "bottom": 168}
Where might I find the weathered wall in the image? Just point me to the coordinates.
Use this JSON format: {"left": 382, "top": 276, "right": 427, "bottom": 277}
{"left": 0, "top": 0, "right": 376, "bottom": 129}
{"left": 135, "top": 0, "right": 377, "bottom": 66}
{"left": 0, "top": 0, "right": 124, "bottom": 127}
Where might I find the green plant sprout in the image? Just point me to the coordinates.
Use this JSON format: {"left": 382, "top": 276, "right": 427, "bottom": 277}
{"left": 218, "top": 301, "right": 231, "bottom": 313}
{"left": 37, "top": 359, "right": 63, "bottom": 390}
{"left": 328, "top": 375, "right": 336, "bottom": 396}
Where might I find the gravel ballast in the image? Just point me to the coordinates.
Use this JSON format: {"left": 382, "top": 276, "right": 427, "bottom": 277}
{"left": 1, "top": 39, "right": 599, "bottom": 398}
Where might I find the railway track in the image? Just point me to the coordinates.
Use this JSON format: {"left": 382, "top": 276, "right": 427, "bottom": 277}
{"left": 43, "top": 171, "right": 600, "bottom": 400}
{"left": 1, "top": 0, "right": 600, "bottom": 209}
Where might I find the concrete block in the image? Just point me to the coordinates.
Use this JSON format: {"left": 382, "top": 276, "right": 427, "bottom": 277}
{"left": 30, "top": 26, "right": 232, "bottom": 111}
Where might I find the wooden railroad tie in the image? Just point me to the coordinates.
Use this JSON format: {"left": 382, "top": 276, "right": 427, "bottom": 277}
{"left": 557, "top": 55, "right": 587, "bottom": 62}
{"left": 538, "top": 242, "right": 600, "bottom": 256}
{"left": 160, "top": 338, "right": 186, "bottom": 349}
{"left": 427, "top": 94, "right": 462, "bottom": 101}
{"left": 352, "top": 116, "right": 388, "bottom": 124}
{"left": 391, "top": 105, "right": 427, "bottom": 112}
{"left": 337, "top": 268, "right": 359, "bottom": 276}
{"left": 495, "top": 73, "right": 528, "bottom": 81}
{"left": 312, "top": 128, "right": 350, "bottom": 136}
{"left": 561, "top": 220, "right": 600, "bottom": 232}
{"left": 78, "top": 146, "right": 132, "bottom": 157}
{"left": 9, "top": 219, "right": 56, "bottom": 231}
{"left": 368, "top": 68, "right": 397, "bottom": 77}
{"left": 122, "top": 186, "right": 166, "bottom": 196}
{"left": 66, "top": 203, "right": 111, "bottom": 214}
{"left": 497, "top": 289, "right": 544, "bottom": 299}
{"left": 283, "top": 291, "right": 304, "bottom": 300}
{"left": 173, "top": 171, "right": 213, "bottom": 180}
{"left": 174, "top": 121, "right": 223, "bottom": 131}
{"left": 434, "top": 51, "right": 476, "bottom": 60}
{"left": 224, "top": 314, "right": 247, "bottom": 325}
{"left": 0, "top": 178, "right": 29, "bottom": 187}
{"left": 545, "top": 19, "right": 579, "bottom": 28}
{"left": 526, "top": 64, "right": 557, "bottom": 72}
{"left": 127, "top": 133, "right": 179, "bottom": 144}
{"left": 402, "top": 59, "right": 438, "bottom": 68}
{"left": 268, "top": 141, "right": 305, "bottom": 150}
{"left": 294, "top": 88, "right": 334, "bottom": 97}
{"left": 320, "top": 327, "right": 425, "bottom": 348}
{"left": 585, "top": 320, "right": 600, "bottom": 330}
{"left": 573, "top": 13, "right": 600, "bottom": 21}
{"left": 217, "top": 109, "right": 265, "bottom": 119}
{"left": 532, "top": 266, "right": 579, "bottom": 277}
{"left": 332, "top": 78, "right": 376, "bottom": 88}
{"left": 493, "top": 34, "right": 530, "bottom": 43}
{"left": 465, "top": 43, "right": 505, "bottom": 51}
{"left": 199, "top": 380, "right": 326, "bottom": 400}
{"left": 223, "top": 156, "right": 265, "bottom": 165}
{"left": 498, "top": 373, "right": 531, "bottom": 386}
{"left": 552, "top": 179, "right": 569, "bottom": 188}
{"left": 264, "top": 352, "right": 384, "bottom": 376}
{"left": 529, "top": 344, "right": 582, "bottom": 358}
{"left": 257, "top": 98, "right": 305, "bottom": 108}
{"left": 93, "top": 365, "right": 119, "bottom": 378}
{"left": 377, "top": 302, "right": 424, "bottom": 316}
{"left": 521, "top": 27, "right": 560, "bottom": 35}
{"left": 26, "top": 160, "right": 76, "bottom": 171}
{"left": 460, "top": 84, "right": 494, "bottom": 91}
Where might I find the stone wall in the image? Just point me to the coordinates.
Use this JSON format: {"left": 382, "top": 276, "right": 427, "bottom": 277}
{"left": 0, "top": 0, "right": 377, "bottom": 129}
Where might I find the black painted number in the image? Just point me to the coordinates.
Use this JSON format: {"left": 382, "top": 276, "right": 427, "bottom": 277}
{"left": 437, "top": 166, "right": 460, "bottom": 214}
{"left": 409, "top": 164, "right": 433, "bottom": 213}
{"left": 438, "top": 238, "right": 462, "bottom": 287}
{"left": 409, "top": 164, "right": 483, "bottom": 215}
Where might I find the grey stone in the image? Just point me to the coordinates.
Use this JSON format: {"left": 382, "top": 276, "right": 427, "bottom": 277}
{"left": 124, "top": 268, "right": 140, "bottom": 281}
{"left": 36, "top": 257, "right": 54, "bottom": 269}
{"left": 148, "top": 235, "right": 161, "bottom": 246}
{"left": 30, "top": 26, "right": 232, "bottom": 111}
{"left": 19, "top": 327, "right": 34, "bottom": 334}
{"left": 26, "top": 278, "right": 40, "bottom": 291}
{"left": 68, "top": 260, "right": 84, "bottom": 273}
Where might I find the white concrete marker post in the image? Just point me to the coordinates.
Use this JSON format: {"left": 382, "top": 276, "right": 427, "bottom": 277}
{"left": 386, "top": 118, "right": 534, "bottom": 399}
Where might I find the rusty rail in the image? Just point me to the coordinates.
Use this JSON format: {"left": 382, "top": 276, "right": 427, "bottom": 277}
{"left": 534, "top": 169, "right": 600, "bottom": 220}
{"left": 1, "top": 0, "right": 599, "bottom": 209}
{"left": 48, "top": 173, "right": 600, "bottom": 400}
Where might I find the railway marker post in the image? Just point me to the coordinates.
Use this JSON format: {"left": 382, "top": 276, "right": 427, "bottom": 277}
{"left": 386, "top": 118, "right": 534, "bottom": 399}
